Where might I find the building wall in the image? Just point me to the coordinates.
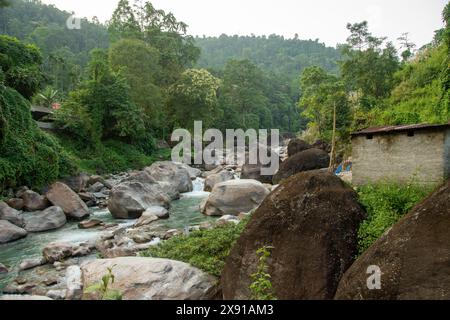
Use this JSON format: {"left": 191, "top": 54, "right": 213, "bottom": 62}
{"left": 444, "top": 129, "right": 450, "bottom": 180}
{"left": 352, "top": 129, "right": 448, "bottom": 186}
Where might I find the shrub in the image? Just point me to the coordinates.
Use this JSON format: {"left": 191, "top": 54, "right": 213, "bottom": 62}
{"left": 356, "top": 182, "right": 432, "bottom": 254}
{"left": 0, "top": 86, "right": 77, "bottom": 193}
{"left": 141, "top": 218, "right": 249, "bottom": 277}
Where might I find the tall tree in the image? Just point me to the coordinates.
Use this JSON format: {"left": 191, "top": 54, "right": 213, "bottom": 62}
{"left": 340, "top": 21, "right": 399, "bottom": 110}
{"left": 109, "top": 38, "right": 163, "bottom": 129}
{"left": 168, "top": 68, "right": 221, "bottom": 131}
{"left": 218, "top": 59, "right": 269, "bottom": 130}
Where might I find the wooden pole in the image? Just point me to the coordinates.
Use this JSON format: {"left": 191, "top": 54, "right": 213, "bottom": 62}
{"left": 329, "top": 102, "right": 337, "bottom": 173}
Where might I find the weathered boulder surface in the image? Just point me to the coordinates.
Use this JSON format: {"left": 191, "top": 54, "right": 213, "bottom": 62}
{"left": 204, "top": 170, "right": 234, "bottom": 192}
{"left": 42, "top": 242, "right": 74, "bottom": 263}
{"left": 202, "top": 179, "right": 269, "bottom": 216}
{"left": 0, "top": 201, "right": 24, "bottom": 227}
{"left": 287, "top": 138, "right": 312, "bottom": 157}
{"left": 240, "top": 164, "right": 273, "bottom": 184}
{"left": 81, "top": 257, "right": 217, "bottom": 300}
{"left": 23, "top": 206, "right": 67, "bottom": 232}
{"left": 335, "top": 180, "right": 450, "bottom": 300}
{"left": 272, "top": 148, "right": 329, "bottom": 184}
{"left": 108, "top": 181, "right": 171, "bottom": 219}
{"left": 221, "top": 171, "right": 365, "bottom": 300}
{"left": 46, "top": 182, "right": 90, "bottom": 220}
{"left": 0, "top": 220, "right": 27, "bottom": 244}
{"left": 6, "top": 198, "right": 24, "bottom": 210}
{"left": 21, "top": 190, "right": 49, "bottom": 212}
{"left": 62, "top": 173, "right": 90, "bottom": 193}
{"left": 179, "top": 163, "right": 202, "bottom": 179}
{"left": 145, "top": 161, "right": 193, "bottom": 193}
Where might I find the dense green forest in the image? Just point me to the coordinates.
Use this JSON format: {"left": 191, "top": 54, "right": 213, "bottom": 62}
{"left": 0, "top": 0, "right": 449, "bottom": 193}
{"left": 195, "top": 34, "right": 340, "bottom": 86}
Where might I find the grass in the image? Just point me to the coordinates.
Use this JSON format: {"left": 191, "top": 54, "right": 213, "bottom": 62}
{"left": 141, "top": 217, "right": 249, "bottom": 277}
{"left": 356, "top": 182, "right": 433, "bottom": 254}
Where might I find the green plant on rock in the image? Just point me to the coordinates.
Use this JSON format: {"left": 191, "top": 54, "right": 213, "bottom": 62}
{"left": 84, "top": 266, "right": 122, "bottom": 300}
{"left": 249, "top": 246, "right": 277, "bottom": 300}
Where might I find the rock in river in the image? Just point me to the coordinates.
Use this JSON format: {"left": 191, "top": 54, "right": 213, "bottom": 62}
{"left": 21, "top": 190, "right": 49, "bottom": 212}
{"left": 202, "top": 179, "right": 269, "bottom": 216}
{"left": 0, "top": 220, "right": 27, "bottom": 244}
{"left": 0, "top": 200, "right": 24, "bottom": 227}
{"left": 46, "top": 182, "right": 90, "bottom": 220}
{"left": 108, "top": 181, "right": 171, "bottom": 219}
{"left": 145, "top": 161, "right": 193, "bottom": 193}
{"left": 23, "top": 206, "right": 67, "bottom": 232}
{"left": 81, "top": 257, "right": 217, "bottom": 300}
{"left": 204, "top": 170, "right": 234, "bottom": 192}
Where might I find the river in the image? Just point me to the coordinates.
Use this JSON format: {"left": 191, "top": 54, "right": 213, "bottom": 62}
{"left": 0, "top": 178, "right": 213, "bottom": 292}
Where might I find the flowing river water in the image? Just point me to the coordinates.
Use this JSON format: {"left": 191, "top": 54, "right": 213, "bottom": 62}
{"left": 0, "top": 178, "right": 214, "bottom": 292}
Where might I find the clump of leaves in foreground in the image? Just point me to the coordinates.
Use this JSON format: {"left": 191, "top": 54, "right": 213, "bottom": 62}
{"left": 84, "top": 266, "right": 122, "bottom": 300}
{"left": 250, "top": 246, "right": 277, "bottom": 300}
{"left": 356, "top": 182, "right": 433, "bottom": 254}
{"left": 141, "top": 218, "right": 249, "bottom": 277}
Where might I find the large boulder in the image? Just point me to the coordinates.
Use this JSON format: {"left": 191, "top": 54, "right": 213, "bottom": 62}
{"left": 272, "top": 148, "right": 329, "bottom": 184}
{"left": 81, "top": 257, "right": 217, "bottom": 300}
{"left": 287, "top": 138, "right": 312, "bottom": 157}
{"left": 108, "top": 181, "right": 170, "bottom": 219}
{"left": 335, "top": 180, "right": 450, "bottom": 300}
{"left": 6, "top": 198, "right": 24, "bottom": 210}
{"left": 0, "top": 220, "right": 27, "bottom": 243}
{"left": 204, "top": 170, "right": 234, "bottom": 192}
{"left": 0, "top": 201, "right": 24, "bottom": 227}
{"left": 145, "top": 161, "right": 193, "bottom": 193}
{"left": 21, "top": 190, "right": 49, "bottom": 212}
{"left": 62, "top": 173, "right": 90, "bottom": 193}
{"left": 221, "top": 171, "right": 365, "bottom": 300}
{"left": 23, "top": 206, "right": 67, "bottom": 232}
{"left": 42, "top": 242, "right": 74, "bottom": 263}
{"left": 46, "top": 182, "right": 90, "bottom": 220}
{"left": 202, "top": 179, "right": 270, "bottom": 216}
{"left": 178, "top": 163, "right": 202, "bottom": 179}
{"left": 240, "top": 164, "right": 273, "bottom": 184}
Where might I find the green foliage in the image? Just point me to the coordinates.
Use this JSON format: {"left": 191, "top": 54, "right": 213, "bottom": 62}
{"left": 84, "top": 266, "right": 122, "bottom": 300}
{"left": 0, "top": 35, "right": 44, "bottom": 99}
{"left": 108, "top": 0, "right": 200, "bottom": 87}
{"left": 340, "top": 21, "right": 400, "bottom": 111}
{"left": 195, "top": 35, "right": 340, "bottom": 133}
{"left": 299, "top": 66, "right": 352, "bottom": 141}
{"left": 141, "top": 218, "right": 249, "bottom": 277}
{"left": 54, "top": 133, "right": 160, "bottom": 175}
{"left": 55, "top": 49, "right": 145, "bottom": 143}
{"left": 0, "top": 86, "right": 76, "bottom": 193}
{"left": 0, "top": 0, "right": 109, "bottom": 95}
{"left": 168, "top": 68, "right": 221, "bottom": 130}
{"left": 249, "top": 246, "right": 277, "bottom": 300}
{"left": 109, "top": 38, "right": 164, "bottom": 129}
{"left": 356, "top": 182, "right": 432, "bottom": 254}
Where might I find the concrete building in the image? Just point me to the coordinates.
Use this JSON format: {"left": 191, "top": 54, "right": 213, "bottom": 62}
{"left": 351, "top": 123, "right": 450, "bottom": 185}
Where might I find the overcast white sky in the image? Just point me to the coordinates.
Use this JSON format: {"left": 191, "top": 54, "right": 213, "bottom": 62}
{"left": 41, "top": 0, "right": 447, "bottom": 48}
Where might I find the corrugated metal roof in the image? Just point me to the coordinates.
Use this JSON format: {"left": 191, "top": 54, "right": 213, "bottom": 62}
{"left": 351, "top": 123, "right": 450, "bottom": 136}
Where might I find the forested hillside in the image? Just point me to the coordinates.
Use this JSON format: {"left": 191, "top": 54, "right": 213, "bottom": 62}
{"left": 0, "top": 0, "right": 449, "bottom": 193}
{"left": 0, "top": 0, "right": 109, "bottom": 94}
{"left": 195, "top": 34, "right": 340, "bottom": 82}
